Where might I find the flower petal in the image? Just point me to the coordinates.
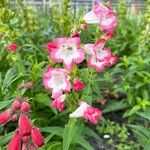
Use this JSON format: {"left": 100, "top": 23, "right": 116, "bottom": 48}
{"left": 74, "top": 49, "right": 85, "bottom": 64}
{"left": 84, "top": 44, "right": 95, "bottom": 55}
{"left": 83, "top": 10, "right": 100, "bottom": 24}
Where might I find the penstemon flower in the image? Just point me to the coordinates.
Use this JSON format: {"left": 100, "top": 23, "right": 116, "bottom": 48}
{"left": 84, "top": 39, "right": 117, "bottom": 71}
{"left": 50, "top": 94, "right": 66, "bottom": 112}
{"left": 69, "top": 101, "right": 102, "bottom": 124}
{"left": 83, "top": 0, "right": 117, "bottom": 32}
{"left": 47, "top": 37, "right": 85, "bottom": 71}
{"left": 43, "top": 68, "right": 71, "bottom": 98}
{"left": 7, "top": 130, "right": 22, "bottom": 150}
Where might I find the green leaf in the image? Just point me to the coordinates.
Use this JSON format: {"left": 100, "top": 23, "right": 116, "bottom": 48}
{"left": 124, "top": 105, "right": 141, "bottom": 117}
{"left": 144, "top": 140, "right": 150, "bottom": 150}
{"left": 82, "top": 127, "right": 100, "bottom": 140}
{"left": 103, "top": 100, "right": 128, "bottom": 113}
{"left": 0, "top": 100, "right": 13, "bottom": 110}
{"left": 47, "top": 142, "right": 62, "bottom": 150}
{"left": 73, "top": 136, "right": 94, "bottom": 150}
{"left": 2, "top": 68, "right": 18, "bottom": 91}
{"left": 63, "top": 119, "right": 78, "bottom": 150}
{"left": 137, "top": 110, "right": 150, "bottom": 120}
{"left": 128, "top": 124, "right": 150, "bottom": 138}
{"left": 0, "top": 132, "right": 14, "bottom": 146}
{"left": 40, "top": 127, "right": 63, "bottom": 138}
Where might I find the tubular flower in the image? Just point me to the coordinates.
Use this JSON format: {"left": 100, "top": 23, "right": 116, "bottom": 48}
{"left": 48, "top": 37, "right": 85, "bottom": 71}
{"left": 31, "top": 127, "right": 44, "bottom": 147}
{"left": 19, "top": 114, "right": 32, "bottom": 136}
{"left": 43, "top": 68, "right": 71, "bottom": 99}
{"left": 69, "top": 101, "right": 102, "bottom": 124}
{"left": 83, "top": 1, "right": 117, "bottom": 32}
{"left": 50, "top": 94, "right": 66, "bottom": 112}
{"left": 0, "top": 109, "right": 12, "bottom": 124}
{"left": 7, "top": 131, "right": 22, "bottom": 150}
{"left": 84, "top": 39, "right": 117, "bottom": 71}
{"left": 73, "top": 78, "right": 84, "bottom": 91}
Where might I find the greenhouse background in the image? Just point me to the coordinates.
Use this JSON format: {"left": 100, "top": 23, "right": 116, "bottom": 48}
{"left": 10, "top": 0, "right": 147, "bottom": 12}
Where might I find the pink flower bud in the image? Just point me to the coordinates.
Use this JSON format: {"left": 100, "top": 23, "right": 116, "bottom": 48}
{"left": 71, "top": 31, "right": 80, "bottom": 38}
{"left": 8, "top": 43, "right": 17, "bottom": 52}
{"left": 7, "top": 131, "right": 21, "bottom": 150}
{"left": 80, "top": 23, "right": 88, "bottom": 30}
{"left": 19, "top": 114, "right": 32, "bottom": 136}
{"left": 21, "top": 101, "right": 30, "bottom": 113}
{"left": 31, "top": 127, "right": 44, "bottom": 147}
{"left": 0, "top": 109, "right": 11, "bottom": 124}
{"left": 73, "top": 79, "right": 84, "bottom": 91}
{"left": 12, "top": 99, "right": 21, "bottom": 110}
{"left": 20, "top": 82, "right": 34, "bottom": 89}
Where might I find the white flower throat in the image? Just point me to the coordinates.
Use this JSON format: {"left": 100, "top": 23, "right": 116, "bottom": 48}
{"left": 61, "top": 43, "right": 76, "bottom": 56}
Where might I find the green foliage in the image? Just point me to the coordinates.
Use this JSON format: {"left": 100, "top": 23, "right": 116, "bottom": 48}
{"left": 97, "top": 119, "right": 140, "bottom": 150}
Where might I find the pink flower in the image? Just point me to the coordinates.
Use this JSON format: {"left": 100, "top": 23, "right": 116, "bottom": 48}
{"left": 50, "top": 94, "right": 66, "bottom": 112}
{"left": 43, "top": 68, "right": 71, "bottom": 99}
{"left": 46, "top": 42, "right": 57, "bottom": 53}
{"left": 87, "top": 56, "right": 107, "bottom": 72}
{"left": 84, "top": 39, "right": 116, "bottom": 71}
{"left": 73, "top": 78, "right": 84, "bottom": 91}
{"left": 0, "top": 109, "right": 12, "bottom": 124}
{"left": 108, "top": 54, "right": 118, "bottom": 66}
{"left": 31, "top": 127, "right": 44, "bottom": 147}
{"left": 7, "top": 131, "right": 22, "bottom": 150}
{"left": 19, "top": 114, "right": 32, "bottom": 136}
{"left": 83, "top": 1, "right": 117, "bottom": 31}
{"left": 8, "top": 43, "right": 17, "bottom": 52}
{"left": 21, "top": 101, "right": 30, "bottom": 113}
{"left": 69, "top": 101, "right": 102, "bottom": 124}
{"left": 84, "top": 39, "right": 111, "bottom": 61}
{"left": 84, "top": 107, "right": 102, "bottom": 124}
{"left": 22, "top": 135, "right": 30, "bottom": 143}
{"left": 48, "top": 37, "right": 85, "bottom": 71}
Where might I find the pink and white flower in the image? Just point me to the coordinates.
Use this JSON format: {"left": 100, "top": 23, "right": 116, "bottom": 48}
{"left": 83, "top": 1, "right": 117, "bottom": 31}
{"left": 69, "top": 101, "right": 102, "bottom": 124}
{"left": 43, "top": 68, "right": 71, "bottom": 98}
{"left": 84, "top": 39, "right": 116, "bottom": 71}
{"left": 48, "top": 37, "right": 85, "bottom": 71}
{"left": 87, "top": 56, "right": 107, "bottom": 72}
{"left": 84, "top": 39, "right": 111, "bottom": 61}
{"left": 50, "top": 94, "right": 66, "bottom": 112}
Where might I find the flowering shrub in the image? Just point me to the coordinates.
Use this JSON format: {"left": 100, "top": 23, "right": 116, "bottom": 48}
{"left": 44, "top": 0, "right": 117, "bottom": 125}
{"left": 0, "top": 0, "right": 119, "bottom": 149}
